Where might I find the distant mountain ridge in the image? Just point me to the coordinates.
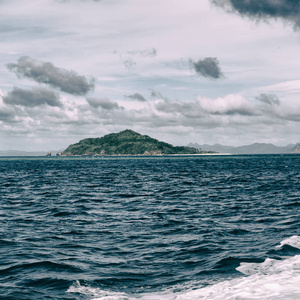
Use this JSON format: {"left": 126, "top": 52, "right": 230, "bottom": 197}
{"left": 0, "top": 150, "right": 49, "bottom": 156}
{"left": 187, "top": 142, "right": 298, "bottom": 154}
{"left": 292, "top": 143, "right": 300, "bottom": 153}
{"left": 62, "top": 129, "right": 202, "bottom": 156}
{"left": 1, "top": 139, "right": 299, "bottom": 157}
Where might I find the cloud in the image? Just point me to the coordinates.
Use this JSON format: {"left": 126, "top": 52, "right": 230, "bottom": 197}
{"left": 0, "top": 109, "right": 15, "bottom": 122}
{"left": 116, "top": 48, "right": 157, "bottom": 70}
{"left": 210, "top": 0, "right": 300, "bottom": 29}
{"left": 7, "top": 56, "right": 95, "bottom": 96}
{"left": 3, "top": 87, "right": 62, "bottom": 107}
{"left": 128, "top": 48, "right": 157, "bottom": 57}
{"left": 86, "top": 97, "right": 122, "bottom": 110}
{"left": 189, "top": 57, "right": 224, "bottom": 79}
{"left": 256, "top": 93, "right": 280, "bottom": 106}
{"left": 155, "top": 100, "right": 200, "bottom": 118}
{"left": 56, "top": 0, "right": 102, "bottom": 2}
{"left": 150, "top": 90, "right": 169, "bottom": 100}
{"left": 1, "top": 90, "right": 299, "bottom": 150}
{"left": 123, "top": 57, "right": 136, "bottom": 70}
{"left": 125, "top": 93, "right": 147, "bottom": 102}
{"left": 155, "top": 94, "right": 257, "bottom": 118}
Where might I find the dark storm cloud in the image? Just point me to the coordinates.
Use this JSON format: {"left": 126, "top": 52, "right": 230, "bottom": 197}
{"left": 86, "top": 97, "right": 122, "bottom": 110}
{"left": 189, "top": 57, "right": 224, "bottom": 79}
{"left": 7, "top": 57, "right": 95, "bottom": 96}
{"left": 3, "top": 87, "right": 62, "bottom": 107}
{"left": 210, "top": 0, "right": 300, "bottom": 29}
{"left": 256, "top": 93, "right": 280, "bottom": 106}
{"left": 126, "top": 93, "right": 147, "bottom": 102}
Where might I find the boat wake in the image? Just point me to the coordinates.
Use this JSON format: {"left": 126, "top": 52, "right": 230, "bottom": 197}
{"left": 67, "top": 236, "right": 300, "bottom": 300}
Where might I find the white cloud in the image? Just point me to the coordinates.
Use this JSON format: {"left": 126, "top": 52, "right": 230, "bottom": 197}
{"left": 196, "top": 94, "right": 256, "bottom": 116}
{"left": 0, "top": 0, "right": 300, "bottom": 149}
{"left": 259, "top": 80, "right": 300, "bottom": 96}
{"left": 0, "top": 89, "right": 299, "bottom": 150}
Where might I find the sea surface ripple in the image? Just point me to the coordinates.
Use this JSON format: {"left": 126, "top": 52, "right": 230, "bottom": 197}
{"left": 0, "top": 155, "right": 299, "bottom": 299}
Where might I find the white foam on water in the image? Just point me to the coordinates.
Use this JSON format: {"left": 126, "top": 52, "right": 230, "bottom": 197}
{"left": 236, "top": 255, "right": 300, "bottom": 276}
{"left": 67, "top": 280, "right": 130, "bottom": 300}
{"left": 275, "top": 235, "right": 300, "bottom": 250}
{"left": 67, "top": 236, "right": 300, "bottom": 300}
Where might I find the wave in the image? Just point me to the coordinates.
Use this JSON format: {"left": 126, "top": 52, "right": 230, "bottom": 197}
{"left": 67, "top": 236, "right": 300, "bottom": 300}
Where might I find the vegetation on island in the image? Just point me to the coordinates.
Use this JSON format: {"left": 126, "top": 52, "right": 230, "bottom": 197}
{"left": 62, "top": 129, "right": 204, "bottom": 156}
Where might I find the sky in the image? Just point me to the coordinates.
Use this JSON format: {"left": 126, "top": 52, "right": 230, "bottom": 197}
{"left": 0, "top": 0, "right": 300, "bottom": 151}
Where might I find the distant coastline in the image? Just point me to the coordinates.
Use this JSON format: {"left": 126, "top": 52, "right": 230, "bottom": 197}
{"left": 1, "top": 132, "right": 299, "bottom": 156}
{"left": 1, "top": 153, "right": 300, "bottom": 159}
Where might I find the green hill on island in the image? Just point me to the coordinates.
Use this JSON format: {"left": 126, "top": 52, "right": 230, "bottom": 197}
{"left": 62, "top": 129, "right": 202, "bottom": 156}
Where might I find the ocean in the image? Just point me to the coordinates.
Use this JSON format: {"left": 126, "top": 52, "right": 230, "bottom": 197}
{"left": 0, "top": 154, "right": 299, "bottom": 300}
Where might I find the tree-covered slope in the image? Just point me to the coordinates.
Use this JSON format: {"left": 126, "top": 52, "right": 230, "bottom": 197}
{"left": 62, "top": 129, "right": 200, "bottom": 155}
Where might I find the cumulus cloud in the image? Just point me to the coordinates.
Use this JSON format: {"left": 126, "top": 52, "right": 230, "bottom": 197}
{"left": 155, "top": 94, "right": 257, "bottom": 118}
{"left": 86, "top": 97, "right": 122, "bottom": 110}
{"left": 210, "top": 0, "right": 300, "bottom": 29}
{"left": 1, "top": 89, "right": 300, "bottom": 150}
{"left": 7, "top": 56, "right": 95, "bottom": 96}
{"left": 125, "top": 93, "right": 147, "bottom": 102}
{"left": 3, "top": 87, "right": 62, "bottom": 107}
{"left": 189, "top": 57, "right": 224, "bottom": 79}
{"left": 197, "top": 94, "right": 257, "bottom": 116}
{"left": 256, "top": 93, "right": 280, "bottom": 106}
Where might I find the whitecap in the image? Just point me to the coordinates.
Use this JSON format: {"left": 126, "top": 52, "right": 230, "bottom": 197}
{"left": 275, "top": 235, "right": 300, "bottom": 250}
{"left": 67, "top": 236, "right": 300, "bottom": 300}
{"left": 67, "top": 280, "right": 130, "bottom": 300}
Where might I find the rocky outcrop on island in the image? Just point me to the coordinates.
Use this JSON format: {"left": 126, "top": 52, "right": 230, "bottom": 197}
{"left": 291, "top": 143, "right": 300, "bottom": 153}
{"left": 62, "top": 129, "right": 202, "bottom": 156}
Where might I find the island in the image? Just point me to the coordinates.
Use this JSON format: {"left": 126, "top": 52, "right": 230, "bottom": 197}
{"left": 61, "top": 129, "right": 206, "bottom": 156}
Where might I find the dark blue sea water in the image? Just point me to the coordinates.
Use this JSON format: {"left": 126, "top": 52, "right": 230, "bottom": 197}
{"left": 0, "top": 155, "right": 299, "bottom": 300}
